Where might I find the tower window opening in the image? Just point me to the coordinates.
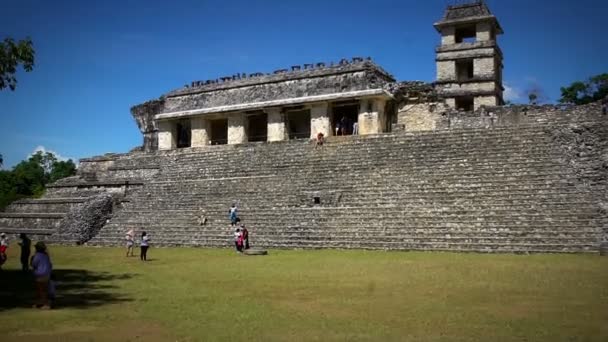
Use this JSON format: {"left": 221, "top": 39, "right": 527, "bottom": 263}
{"left": 456, "top": 59, "right": 474, "bottom": 81}
{"left": 455, "top": 96, "right": 474, "bottom": 111}
{"left": 455, "top": 25, "right": 476, "bottom": 43}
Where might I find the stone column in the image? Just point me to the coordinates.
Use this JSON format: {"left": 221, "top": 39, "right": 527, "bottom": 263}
{"left": 310, "top": 102, "right": 330, "bottom": 139}
{"left": 358, "top": 98, "right": 386, "bottom": 135}
{"left": 266, "top": 108, "right": 286, "bottom": 142}
{"left": 227, "top": 113, "right": 247, "bottom": 144}
{"left": 191, "top": 117, "right": 210, "bottom": 147}
{"left": 158, "top": 120, "right": 176, "bottom": 150}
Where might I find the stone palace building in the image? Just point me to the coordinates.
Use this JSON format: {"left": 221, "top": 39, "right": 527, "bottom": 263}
{"left": 1, "top": 1, "right": 606, "bottom": 254}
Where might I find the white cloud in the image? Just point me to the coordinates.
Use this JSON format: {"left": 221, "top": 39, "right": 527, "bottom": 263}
{"left": 31, "top": 146, "right": 75, "bottom": 163}
{"left": 503, "top": 83, "right": 523, "bottom": 103}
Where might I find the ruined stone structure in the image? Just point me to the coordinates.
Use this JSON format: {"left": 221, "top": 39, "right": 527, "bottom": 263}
{"left": 1, "top": 1, "right": 606, "bottom": 253}
{"left": 132, "top": 58, "right": 396, "bottom": 152}
{"left": 434, "top": 1, "right": 504, "bottom": 110}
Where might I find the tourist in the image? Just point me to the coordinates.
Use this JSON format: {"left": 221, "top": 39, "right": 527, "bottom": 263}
{"left": 229, "top": 203, "right": 238, "bottom": 226}
{"left": 125, "top": 229, "right": 134, "bottom": 257}
{"left": 315, "top": 132, "right": 325, "bottom": 147}
{"left": 234, "top": 227, "right": 243, "bottom": 253}
{"left": 352, "top": 121, "right": 359, "bottom": 135}
{"left": 19, "top": 233, "right": 31, "bottom": 272}
{"left": 241, "top": 224, "right": 250, "bottom": 250}
{"left": 197, "top": 208, "right": 208, "bottom": 226}
{"left": 0, "top": 233, "right": 8, "bottom": 270}
{"left": 140, "top": 231, "right": 150, "bottom": 261}
{"left": 31, "top": 241, "right": 52, "bottom": 309}
{"left": 339, "top": 116, "right": 348, "bottom": 135}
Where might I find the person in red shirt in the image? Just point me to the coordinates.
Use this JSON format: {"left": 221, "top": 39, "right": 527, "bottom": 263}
{"left": 241, "top": 225, "right": 250, "bottom": 250}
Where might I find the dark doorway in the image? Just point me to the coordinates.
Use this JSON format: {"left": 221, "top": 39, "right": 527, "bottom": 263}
{"left": 176, "top": 119, "right": 191, "bottom": 148}
{"left": 331, "top": 102, "right": 359, "bottom": 135}
{"left": 455, "top": 96, "right": 474, "bottom": 111}
{"left": 210, "top": 119, "right": 228, "bottom": 145}
{"left": 286, "top": 110, "right": 310, "bottom": 139}
{"left": 248, "top": 113, "right": 267, "bottom": 142}
{"left": 455, "top": 25, "right": 476, "bottom": 43}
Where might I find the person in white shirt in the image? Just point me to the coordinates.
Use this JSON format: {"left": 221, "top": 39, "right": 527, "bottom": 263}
{"left": 125, "top": 230, "right": 134, "bottom": 257}
{"left": 140, "top": 232, "right": 150, "bottom": 261}
{"left": 234, "top": 228, "right": 243, "bottom": 253}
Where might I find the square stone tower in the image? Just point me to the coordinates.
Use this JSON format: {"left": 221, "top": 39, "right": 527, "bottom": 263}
{"left": 434, "top": 1, "right": 504, "bottom": 110}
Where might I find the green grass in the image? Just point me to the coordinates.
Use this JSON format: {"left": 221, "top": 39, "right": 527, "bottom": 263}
{"left": 1, "top": 246, "right": 607, "bottom": 341}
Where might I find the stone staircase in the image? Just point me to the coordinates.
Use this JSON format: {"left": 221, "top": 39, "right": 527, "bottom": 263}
{"left": 87, "top": 123, "right": 605, "bottom": 253}
{"left": 0, "top": 153, "right": 159, "bottom": 243}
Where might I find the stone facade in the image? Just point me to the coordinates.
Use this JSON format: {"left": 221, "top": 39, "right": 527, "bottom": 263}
{"left": 434, "top": 2, "right": 504, "bottom": 110}
{"left": 3, "top": 2, "right": 605, "bottom": 254}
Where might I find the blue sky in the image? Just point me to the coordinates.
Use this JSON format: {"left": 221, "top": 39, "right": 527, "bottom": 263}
{"left": 1, "top": 0, "right": 606, "bottom": 168}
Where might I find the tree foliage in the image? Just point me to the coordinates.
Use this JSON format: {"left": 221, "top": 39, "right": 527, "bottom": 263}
{"left": 0, "top": 151, "right": 77, "bottom": 209}
{"left": 0, "top": 37, "right": 35, "bottom": 91}
{"left": 559, "top": 73, "right": 608, "bottom": 105}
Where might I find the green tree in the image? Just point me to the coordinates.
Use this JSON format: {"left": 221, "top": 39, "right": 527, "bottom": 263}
{"left": 0, "top": 151, "right": 77, "bottom": 210}
{"left": 49, "top": 159, "right": 77, "bottom": 183}
{"left": 559, "top": 73, "right": 608, "bottom": 105}
{"left": 0, "top": 37, "right": 35, "bottom": 91}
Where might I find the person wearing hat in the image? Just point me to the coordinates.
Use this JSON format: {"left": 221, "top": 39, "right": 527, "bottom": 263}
{"left": 31, "top": 241, "right": 53, "bottom": 309}
{"left": 0, "top": 233, "right": 8, "bottom": 269}
{"left": 125, "top": 229, "right": 135, "bottom": 257}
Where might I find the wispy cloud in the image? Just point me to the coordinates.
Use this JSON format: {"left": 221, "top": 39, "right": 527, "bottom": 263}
{"left": 504, "top": 83, "right": 523, "bottom": 103}
{"left": 31, "top": 145, "right": 76, "bottom": 162}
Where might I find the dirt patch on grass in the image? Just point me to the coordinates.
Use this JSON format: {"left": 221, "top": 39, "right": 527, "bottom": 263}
{"left": 5, "top": 321, "right": 176, "bottom": 342}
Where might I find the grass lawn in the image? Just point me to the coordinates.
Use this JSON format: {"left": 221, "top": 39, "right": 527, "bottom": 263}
{"left": 0, "top": 246, "right": 607, "bottom": 341}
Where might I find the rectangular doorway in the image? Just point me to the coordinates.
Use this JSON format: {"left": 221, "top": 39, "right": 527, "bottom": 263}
{"left": 176, "top": 119, "right": 192, "bottom": 148}
{"left": 286, "top": 110, "right": 310, "bottom": 139}
{"left": 331, "top": 102, "right": 359, "bottom": 135}
{"left": 247, "top": 113, "right": 267, "bottom": 142}
{"left": 210, "top": 119, "right": 228, "bottom": 145}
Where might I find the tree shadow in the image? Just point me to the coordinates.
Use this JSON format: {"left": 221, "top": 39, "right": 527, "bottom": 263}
{"left": 0, "top": 269, "right": 135, "bottom": 312}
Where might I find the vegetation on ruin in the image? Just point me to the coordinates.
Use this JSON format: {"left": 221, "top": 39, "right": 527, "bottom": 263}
{"left": 1, "top": 247, "right": 607, "bottom": 341}
{"left": 559, "top": 73, "right": 608, "bottom": 105}
{"left": 0, "top": 37, "right": 35, "bottom": 91}
{"left": 0, "top": 151, "right": 76, "bottom": 210}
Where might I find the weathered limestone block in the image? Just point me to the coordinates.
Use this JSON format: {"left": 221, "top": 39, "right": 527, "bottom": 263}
{"left": 441, "top": 27, "right": 455, "bottom": 45}
{"left": 266, "top": 108, "right": 286, "bottom": 142}
{"left": 476, "top": 21, "right": 492, "bottom": 41}
{"left": 131, "top": 99, "right": 163, "bottom": 152}
{"left": 474, "top": 57, "right": 495, "bottom": 78}
{"left": 158, "top": 120, "right": 176, "bottom": 150}
{"left": 475, "top": 96, "right": 498, "bottom": 108}
{"left": 191, "top": 117, "right": 209, "bottom": 147}
{"left": 438, "top": 81, "right": 497, "bottom": 95}
{"left": 445, "top": 98, "right": 456, "bottom": 108}
{"left": 436, "top": 61, "right": 455, "bottom": 81}
{"left": 358, "top": 98, "right": 385, "bottom": 135}
{"left": 310, "top": 103, "right": 331, "bottom": 138}
{"left": 228, "top": 113, "right": 247, "bottom": 144}
{"left": 436, "top": 48, "right": 497, "bottom": 61}
{"left": 398, "top": 102, "right": 445, "bottom": 132}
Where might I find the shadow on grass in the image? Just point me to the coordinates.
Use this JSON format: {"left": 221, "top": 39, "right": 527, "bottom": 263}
{"left": 0, "top": 269, "right": 134, "bottom": 312}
